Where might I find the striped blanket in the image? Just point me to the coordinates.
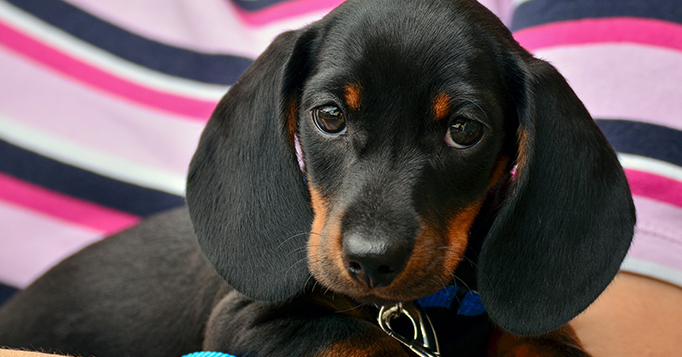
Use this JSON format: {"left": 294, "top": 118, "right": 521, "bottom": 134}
{"left": 0, "top": 0, "right": 343, "bottom": 302}
{"left": 1, "top": 0, "right": 680, "bottom": 306}
{"left": 511, "top": 0, "right": 682, "bottom": 288}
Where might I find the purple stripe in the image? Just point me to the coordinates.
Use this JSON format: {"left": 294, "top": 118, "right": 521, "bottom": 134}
{"left": 596, "top": 120, "right": 682, "bottom": 169}
{"left": 0, "top": 140, "right": 185, "bottom": 217}
{"left": 5, "top": 0, "right": 253, "bottom": 84}
{"left": 511, "top": 0, "right": 682, "bottom": 31}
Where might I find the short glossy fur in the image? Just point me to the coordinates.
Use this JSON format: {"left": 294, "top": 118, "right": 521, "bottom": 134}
{"left": 0, "top": 0, "right": 635, "bottom": 356}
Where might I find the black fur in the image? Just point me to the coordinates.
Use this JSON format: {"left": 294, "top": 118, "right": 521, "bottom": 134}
{"left": 0, "top": 0, "right": 634, "bottom": 356}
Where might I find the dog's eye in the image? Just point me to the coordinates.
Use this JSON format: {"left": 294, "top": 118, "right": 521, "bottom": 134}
{"left": 313, "top": 106, "right": 346, "bottom": 134}
{"left": 446, "top": 117, "right": 483, "bottom": 148}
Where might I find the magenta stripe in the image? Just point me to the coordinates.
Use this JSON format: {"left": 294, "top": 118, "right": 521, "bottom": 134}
{"left": 626, "top": 169, "right": 682, "bottom": 208}
{"left": 514, "top": 17, "right": 682, "bottom": 52}
{"left": 0, "top": 173, "right": 140, "bottom": 234}
{"left": 0, "top": 20, "right": 216, "bottom": 121}
{"left": 231, "top": 0, "right": 342, "bottom": 26}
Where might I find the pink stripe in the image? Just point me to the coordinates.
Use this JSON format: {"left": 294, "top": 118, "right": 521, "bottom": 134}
{"left": 514, "top": 17, "right": 682, "bottom": 52}
{"left": 625, "top": 169, "right": 682, "bottom": 208}
{"left": 0, "top": 173, "right": 140, "bottom": 234}
{"left": 231, "top": 0, "right": 342, "bottom": 26}
{"left": 0, "top": 203, "right": 106, "bottom": 288}
{"left": 0, "top": 21, "right": 216, "bottom": 121}
{"left": 0, "top": 49, "right": 204, "bottom": 178}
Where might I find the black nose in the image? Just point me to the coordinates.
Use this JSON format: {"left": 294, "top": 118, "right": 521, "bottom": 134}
{"left": 342, "top": 233, "right": 410, "bottom": 288}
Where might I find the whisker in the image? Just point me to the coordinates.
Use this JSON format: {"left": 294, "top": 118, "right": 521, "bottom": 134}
{"left": 275, "top": 231, "right": 312, "bottom": 250}
{"left": 335, "top": 302, "right": 369, "bottom": 314}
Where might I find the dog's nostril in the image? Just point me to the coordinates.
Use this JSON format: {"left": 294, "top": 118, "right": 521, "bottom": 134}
{"left": 376, "top": 265, "right": 394, "bottom": 275}
{"left": 347, "top": 261, "right": 363, "bottom": 275}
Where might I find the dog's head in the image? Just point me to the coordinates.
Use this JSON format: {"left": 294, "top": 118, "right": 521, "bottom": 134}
{"left": 186, "top": 0, "right": 635, "bottom": 335}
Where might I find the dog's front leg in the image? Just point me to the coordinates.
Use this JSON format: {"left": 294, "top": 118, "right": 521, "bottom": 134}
{"left": 487, "top": 325, "right": 591, "bottom": 357}
{"left": 203, "top": 290, "right": 409, "bottom": 357}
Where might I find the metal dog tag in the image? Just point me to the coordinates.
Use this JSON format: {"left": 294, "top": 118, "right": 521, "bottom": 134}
{"left": 378, "top": 302, "right": 441, "bottom": 357}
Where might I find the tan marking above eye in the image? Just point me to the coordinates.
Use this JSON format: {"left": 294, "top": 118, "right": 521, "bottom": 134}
{"left": 433, "top": 92, "right": 452, "bottom": 122}
{"left": 344, "top": 83, "right": 362, "bottom": 112}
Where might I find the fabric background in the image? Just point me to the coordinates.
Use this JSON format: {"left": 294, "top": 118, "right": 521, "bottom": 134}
{"left": 1, "top": 0, "right": 680, "bottom": 307}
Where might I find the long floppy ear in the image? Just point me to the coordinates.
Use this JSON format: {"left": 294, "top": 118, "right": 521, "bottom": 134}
{"left": 186, "top": 29, "right": 319, "bottom": 302}
{"left": 478, "top": 58, "right": 636, "bottom": 335}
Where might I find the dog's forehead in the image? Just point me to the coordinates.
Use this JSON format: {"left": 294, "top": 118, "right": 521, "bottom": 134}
{"left": 307, "top": 0, "right": 510, "bottom": 112}
{"left": 320, "top": 0, "right": 503, "bottom": 66}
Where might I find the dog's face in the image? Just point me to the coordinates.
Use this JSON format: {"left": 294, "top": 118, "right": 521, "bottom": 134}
{"left": 294, "top": 2, "right": 513, "bottom": 303}
{"left": 187, "top": 0, "right": 635, "bottom": 335}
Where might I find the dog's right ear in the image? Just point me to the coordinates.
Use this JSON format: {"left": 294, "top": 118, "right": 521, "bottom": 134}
{"left": 186, "top": 28, "right": 321, "bottom": 302}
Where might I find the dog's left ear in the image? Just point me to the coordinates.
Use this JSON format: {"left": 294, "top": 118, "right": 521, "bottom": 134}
{"left": 478, "top": 57, "right": 636, "bottom": 335}
{"left": 186, "top": 28, "right": 320, "bottom": 302}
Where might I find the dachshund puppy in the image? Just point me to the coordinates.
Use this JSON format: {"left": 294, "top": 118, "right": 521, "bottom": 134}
{"left": 0, "top": 0, "right": 635, "bottom": 356}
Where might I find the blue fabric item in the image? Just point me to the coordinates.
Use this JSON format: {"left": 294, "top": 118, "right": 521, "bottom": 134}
{"left": 416, "top": 285, "right": 459, "bottom": 309}
{"left": 182, "top": 352, "right": 236, "bottom": 357}
{"left": 5, "top": 0, "right": 253, "bottom": 85}
{"left": 416, "top": 286, "right": 485, "bottom": 317}
{"left": 457, "top": 291, "right": 486, "bottom": 317}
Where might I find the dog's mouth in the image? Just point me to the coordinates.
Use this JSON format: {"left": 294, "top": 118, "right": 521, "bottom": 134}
{"left": 307, "top": 218, "right": 475, "bottom": 303}
{"left": 306, "top": 182, "right": 483, "bottom": 303}
{"left": 308, "top": 250, "right": 460, "bottom": 304}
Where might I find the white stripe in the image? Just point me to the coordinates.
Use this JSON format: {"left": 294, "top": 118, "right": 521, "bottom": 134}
{"left": 618, "top": 153, "right": 682, "bottom": 182}
{"left": 621, "top": 258, "right": 682, "bottom": 288}
{"left": 0, "top": 1, "right": 230, "bottom": 101}
{"left": 0, "top": 115, "right": 187, "bottom": 196}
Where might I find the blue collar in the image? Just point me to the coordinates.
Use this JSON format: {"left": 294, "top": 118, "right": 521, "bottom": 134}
{"left": 415, "top": 285, "right": 485, "bottom": 317}
{"left": 182, "top": 353, "right": 235, "bottom": 357}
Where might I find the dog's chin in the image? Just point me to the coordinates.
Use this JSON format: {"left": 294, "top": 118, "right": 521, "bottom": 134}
{"left": 314, "top": 275, "right": 444, "bottom": 306}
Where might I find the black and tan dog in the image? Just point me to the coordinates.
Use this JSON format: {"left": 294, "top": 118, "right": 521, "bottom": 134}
{"left": 0, "top": 0, "right": 635, "bottom": 356}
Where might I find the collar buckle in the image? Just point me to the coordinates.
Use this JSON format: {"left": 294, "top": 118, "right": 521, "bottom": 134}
{"left": 377, "top": 302, "right": 441, "bottom": 357}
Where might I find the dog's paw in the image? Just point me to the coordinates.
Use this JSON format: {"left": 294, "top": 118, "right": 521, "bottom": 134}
{"left": 204, "top": 291, "right": 410, "bottom": 357}
{"left": 314, "top": 332, "right": 409, "bottom": 357}
{"left": 488, "top": 326, "right": 591, "bottom": 357}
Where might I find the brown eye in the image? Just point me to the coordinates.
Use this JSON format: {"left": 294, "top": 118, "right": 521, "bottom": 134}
{"left": 445, "top": 117, "right": 483, "bottom": 148}
{"left": 313, "top": 106, "right": 346, "bottom": 134}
